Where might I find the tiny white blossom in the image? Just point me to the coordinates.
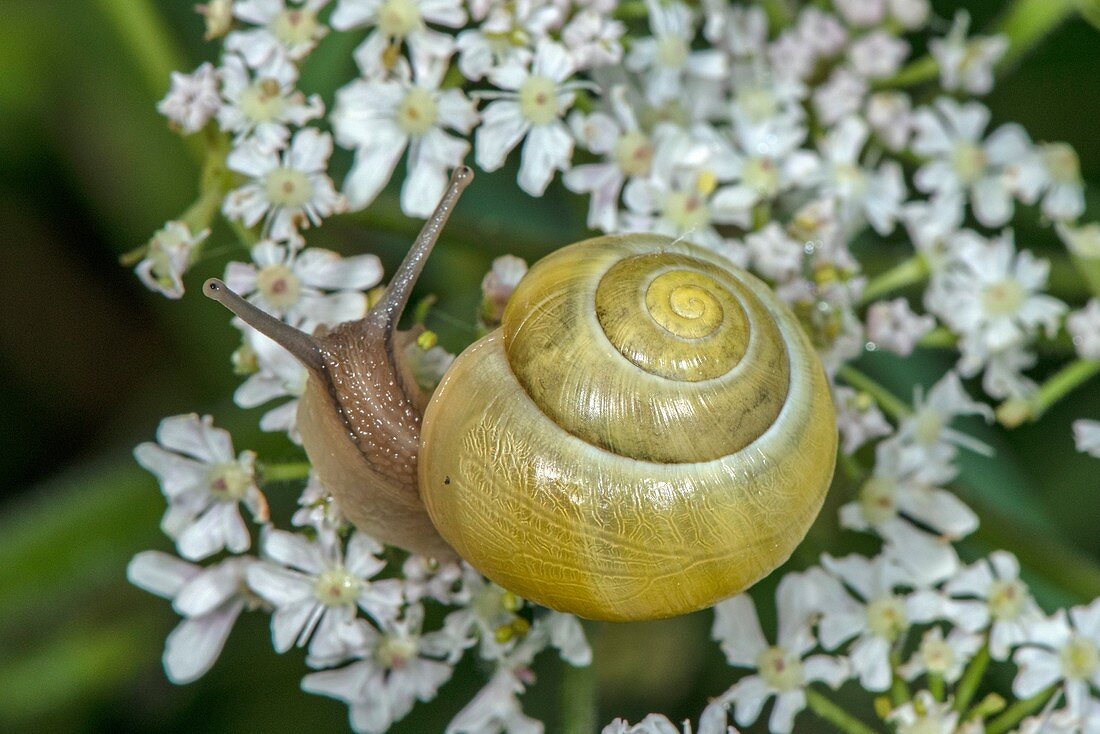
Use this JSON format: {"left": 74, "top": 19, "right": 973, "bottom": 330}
{"left": 157, "top": 62, "right": 221, "bottom": 134}
{"left": 710, "top": 571, "right": 849, "bottom": 733}
{"left": 1068, "top": 299, "right": 1100, "bottom": 360}
{"left": 223, "top": 127, "right": 345, "bottom": 246}
{"left": 1057, "top": 222, "right": 1100, "bottom": 260}
{"left": 301, "top": 606, "right": 456, "bottom": 733}
{"left": 626, "top": 0, "right": 726, "bottom": 105}
{"left": 1038, "top": 143, "right": 1086, "bottom": 222}
{"left": 1074, "top": 420, "right": 1100, "bottom": 458}
{"left": 866, "top": 92, "right": 913, "bottom": 151}
{"left": 135, "top": 221, "right": 209, "bottom": 299}
{"left": 930, "top": 12, "right": 1007, "bottom": 95}
{"left": 217, "top": 52, "right": 324, "bottom": 152}
{"left": 333, "top": 52, "right": 478, "bottom": 216}
{"left": 446, "top": 668, "right": 542, "bottom": 734}
{"left": 896, "top": 371, "right": 994, "bottom": 461}
{"left": 234, "top": 326, "right": 309, "bottom": 441}
{"left": 899, "top": 626, "right": 982, "bottom": 684}
{"left": 247, "top": 528, "right": 403, "bottom": 665}
{"left": 833, "top": 385, "right": 893, "bottom": 455}
{"left": 480, "top": 254, "right": 529, "bottom": 326}
{"left": 332, "top": 0, "right": 466, "bottom": 77}
{"left": 866, "top": 298, "right": 935, "bottom": 356}
{"left": 888, "top": 0, "right": 931, "bottom": 29}
{"left": 847, "top": 31, "right": 909, "bottom": 80}
{"left": 454, "top": 2, "right": 555, "bottom": 81}
{"left": 134, "top": 414, "right": 268, "bottom": 561}
{"left": 812, "top": 116, "right": 905, "bottom": 235}
{"left": 834, "top": 0, "right": 885, "bottom": 27}
{"left": 127, "top": 552, "right": 260, "bottom": 683}
{"left": 226, "top": 0, "right": 330, "bottom": 66}
{"left": 292, "top": 472, "right": 346, "bottom": 531}
{"left": 224, "top": 240, "right": 381, "bottom": 330}
{"left": 561, "top": 8, "right": 625, "bottom": 70}
{"left": 475, "top": 40, "right": 583, "bottom": 196}
{"left": 1014, "top": 599, "right": 1100, "bottom": 719}
{"left": 888, "top": 691, "right": 961, "bottom": 734}
{"left": 401, "top": 555, "right": 466, "bottom": 605}
{"left": 812, "top": 69, "right": 867, "bottom": 127}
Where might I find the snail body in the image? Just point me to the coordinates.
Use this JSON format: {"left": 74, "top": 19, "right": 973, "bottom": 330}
{"left": 206, "top": 167, "right": 836, "bottom": 622}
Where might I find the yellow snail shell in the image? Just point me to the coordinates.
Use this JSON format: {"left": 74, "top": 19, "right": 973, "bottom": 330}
{"left": 205, "top": 168, "right": 836, "bottom": 622}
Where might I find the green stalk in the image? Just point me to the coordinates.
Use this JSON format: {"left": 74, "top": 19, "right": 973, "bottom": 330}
{"left": 985, "top": 686, "right": 1057, "bottom": 734}
{"left": 928, "top": 673, "right": 945, "bottom": 702}
{"left": 836, "top": 366, "right": 913, "bottom": 420}
{"left": 859, "top": 257, "right": 929, "bottom": 305}
{"left": 260, "top": 461, "right": 313, "bottom": 484}
{"left": 1027, "top": 359, "right": 1100, "bottom": 422}
{"left": 805, "top": 689, "right": 880, "bottom": 734}
{"left": 954, "top": 642, "right": 990, "bottom": 713}
{"left": 561, "top": 660, "right": 598, "bottom": 734}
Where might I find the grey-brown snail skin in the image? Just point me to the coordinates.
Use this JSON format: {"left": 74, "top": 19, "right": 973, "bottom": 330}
{"left": 205, "top": 166, "right": 837, "bottom": 622}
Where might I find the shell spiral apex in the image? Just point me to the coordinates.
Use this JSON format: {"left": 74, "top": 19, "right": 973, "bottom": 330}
{"left": 419, "top": 233, "right": 837, "bottom": 621}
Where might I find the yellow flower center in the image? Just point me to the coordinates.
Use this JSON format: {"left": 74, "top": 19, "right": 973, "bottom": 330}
{"left": 737, "top": 88, "right": 779, "bottom": 123}
{"left": 1060, "top": 635, "right": 1100, "bottom": 680}
{"left": 613, "top": 130, "right": 654, "bottom": 177}
{"left": 742, "top": 156, "right": 781, "bottom": 198}
{"left": 206, "top": 462, "right": 251, "bottom": 501}
{"left": 859, "top": 476, "right": 898, "bottom": 525}
{"left": 396, "top": 87, "right": 439, "bottom": 136}
{"left": 919, "top": 635, "right": 955, "bottom": 675}
{"left": 662, "top": 190, "right": 711, "bottom": 231}
{"left": 519, "top": 75, "right": 560, "bottom": 126}
{"left": 867, "top": 596, "right": 907, "bottom": 641}
{"left": 273, "top": 9, "right": 320, "bottom": 46}
{"left": 375, "top": 634, "right": 418, "bottom": 669}
{"left": 256, "top": 263, "right": 302, "bottom": 309}
{"left": 378, "top": 0, "right": 423, "bottom": 37}
{"left": 313, "top": 568, "right": 362, "bottom": 606}
{"left": 239, "top": 78, "right": 286, "bottom": 123}
{"left": 264, "top": 167, "right": 312, "bottom": 208}
{"left": 756, "top": 646, "right": 804, "bottom": 691}
{"left": 951, "top": 142, "right": 988, "bottom": 185}
{"left": 1042, "top": 143, "right": 1081, "bottom": 184}
{"left": 980, "top": 278, "right": 1025, "bottom": 318}
{"left": 987, "top": 579, "right": 1027, "bottom": 621}
{"left": 655, "top": 35, "right": 689, "bottom": 68}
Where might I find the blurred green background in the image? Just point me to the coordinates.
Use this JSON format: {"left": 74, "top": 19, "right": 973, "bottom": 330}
{"left": 0, "top": 0, "right": 1098, "bottom": 731}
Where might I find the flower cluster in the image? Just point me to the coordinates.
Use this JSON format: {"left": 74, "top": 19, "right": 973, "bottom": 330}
{"left": 128, "top": 0, "right": 1100, "bottom": 731}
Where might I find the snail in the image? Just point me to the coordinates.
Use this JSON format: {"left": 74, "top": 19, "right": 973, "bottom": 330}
{"left": 204, "top": 166, "right": 837, "bottom": 622}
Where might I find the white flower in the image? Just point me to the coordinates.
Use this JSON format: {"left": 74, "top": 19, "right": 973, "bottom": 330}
{"left": 401, "top": 555, "right": 466, "bottom": 605}
{"left": 561, "top": 9, "right": 625, "bottom": 71}
{"left": 135, "top": 221, "right": 209, "bottom": 299}
{"left": 812, "top": 69, "right": 867, "bottom": 127}
{"left": 847, "top": 31, "right": 909, "bottom": 80}
{"left": 475, "top": 40, "right": 582, "bottom": 196}
{"left": 234, "top": 326, "right": 309, "bottom": 441}
{"left": 543, "top": 612, "right": 592, "bottom": 667}
{"left": 625, "top": 0, "right": 726, "bottom": 105}
{"left": 866, "top": 92, "right": 913, "bottom": 151}
{"left": 743, "top": 224, "right": 804, "bottom": 283}
{"left": 331, "top": 0, "right": 466, "bottom": 77}
{"left": 1074, "top": 420, "right": 1100, "bottom": 458}
{"left": 247, "top": 528, "right": 403, "bottom": 665}
{"left": 930, "top": 230, "right": 1066, "bottom": 376}
{"left": 888, "top": 0, "right": 931, "bottom": 29}
{"left": 834, "top": 0, "right": 885, "bottom": 27}
{"left": 446, "top": 669, "right": 542, "bottom": 734}
{"left": 1068, "top": 300, "right": 1100, "bottom": 360}
{"left": 127, "top": 552, "right": 259, "bottom": 683}
{"left": 940, "top": 551, "right": 1044, "bottom": 660}
{"left": 902, "top": 194, "right": 966, "bottom": 274}
{"left": 223, "top": 127, "right": 344, "bottom": 246}
{"left": 833, "top": 385, "right": 893, "bottom": 455}
{"left": 226, "top": 0, "right": 330, "bottom": 66}
{"left": 895, "top": 371, "right": 993, "bottom": 461}
{"left": 454, "top": 2, "right": 556, "bottom": 81}
{"left": 710, "top": 572, "right": 849, "bottom": 733}
{"left": 224, "top": 240, "right": 381, "bottom": 330}
{"left": 911, "top": 98, "right": 1043, "bottom": 228}
{"left": 198, "top": 0, "right": 234, "bottom": 39}
{"left": 134, "top": 414, "right": 268, "bottom": 561}
{"left": 291, "top": 472, "right": 346, "bottom": 531}
{"left": 157, "top": 62, "right": 221, "bottom": 134}
{"left": 1038, "top": 143, "right": 1086, "bottom": 222}
{"left": 1014, "top": 599, "right": 1100, "bottom": 719}
{"left": 480, "top": 254, "right": 528, "bottom": 326}
{"left": 866, "top": 298, "right": 935, "bottom": 356}
{"left": 815, "top": 554, "right": 921, "bottom": 692}
{"left": 840, "top": 436, "right": 977, "bottom": 584}
{"left": 563, "top": 86, "right": 655, "bottom": 233}
{"left": 702, "top": 2, "right": 768, "bottom": 58}
{"left": 602, "top": 715, "right": 684, "bottom": 734}
{"left": 217, "top": 52, "right": 324, "bottom": 152}
{"left": 930, "top": 12, "right": 1007, "bottom": 96}
{"left": 301, "top": 605, "right": 456, "bottom": 733}
{"left": 898, "top": 626, "right": 982, "bottom": 684}
{"left": 812, "top": 116, "right": 905, "bottom": 235}
{"left": 888, "top": 691, "right": 961, "bottom": 734}
{"left": 333, "top": 53, "right": 478, "bottom": 216}
{"left": 437, "top": 573, "right": 530, "bottom": 663}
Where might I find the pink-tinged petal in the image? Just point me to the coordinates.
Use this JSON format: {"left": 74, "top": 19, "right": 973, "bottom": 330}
{"left": 420, "top": 0, "right": 466, "bottom": 27}
{"left": 224, "top": 260, "right": 260, "bottom": 296}
{"left": 712, "top": 594, "right": 767, "bottom": 666}
{"left": 984, "top": 123, "right": 1032, "bottom": 165}
{"left": 176, "top": 504, "right": 242, "bottom": 561}
{"left": 358, "top": 579, "right": 404, "bottom": 625}
{"left": 971, "top": 176, "right": 1012, "bottom": 227}
{"left": 128, "top": 551, "right": 199, "bottom": 599}
{"left": 133, "top": 444, "right": 208, "bottom": 498}
{"left": 546, "top": 612, "right": 592, "bottom": 666}
{"left": 175, "top": 561, "right": 247, "bottom": 617}
{"left": 302, "top": 660, "right": 373, "bottom": 702}
{"left": 803, "top": 655, "right": 850, "bottom": 688}
{"left": 989, "top": 550, "right": 1021, "bottom": 581}
{"left": 437, "top": 89, "right": 479, "bottom": 134}
{"left": 246, "top": 562, "right": 314, "bottom": 607}
{"left": 899, "top": 487, "right": 979, "bottom": 537}
{"left": 729, "top": 675, "right": 772, "bottom": 727}
{"left": 163, "top": 600, "right": 244, "bottom": 684}
{"left": 330, "top": 0, "right": 380, "bottom": 29}
{"left": 296, "top": 292, "right": 368, "bottom": 328}
{"left": 263, "top": 528, "right": 328, "bottom": 574}
{"left": 307, "top": 605, "right": 359, "bottom": 665}
{"left": 270, "top": 599, "right": 320, "bottom": 653}
{"left": 563, "top": 163, "right": 623, "bottom": 232}
{"left": 234, "top": 372, "right": 288, "bottom": 408}
{"left": 769, "top": 689, "right": 807, "bottom": 734}
{"left": 227, "top": 139, "right": 279, "bottom": 179}
{"left": 157, "top": 414, "right": 235, "bottom": 464}
{"left": 286, "top": 128, "right": 333, "bottom": 173}
{"left": 517, "top": 122, "right": 573, "bottom": 196}
{"left": 343, "top": 136, "right": 408, "bottom": 210}
{"left": 474, "top": 101, "right": 528, "bottom": 171}
{"left": 533, "top": 40, "right": 575, "bottom": 83}
{"left": 345, "top": 532, "right": 386, "bottom": 578}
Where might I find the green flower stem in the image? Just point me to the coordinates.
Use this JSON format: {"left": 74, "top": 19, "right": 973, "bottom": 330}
{"left": 259, "top": 462, "right": 312, "bottom": 484}
{"left": 760, "top": 0, "right": 795, "bottom": 31}
{"left": 805, "top": 689, "right": 879, "bottom": 734}
{"left": 995, "top": 0, "right": 1077, "bottom": 70}
{"left": 95, "top": 0, "right": 204, "bottom": 163}
{"left": 928, "top": 673, "right": 945, "bottom": 702}
{"left": 1073, "top": 254, "right": 1100, "bottom": 299}
{"left": 1026, "top": 359, "right": 1100, "bottom": 422}
{"left": 561, "top": 660, "right": 598, "bottom": 734}
{"left": 954, "top": 642, "right": 990, "bottom": 713}
{"left": 874, "top": 56, "right": 938, "bottom": 89}
{"left": 917, "top": 327, "right": 958, "bottom": 349}
{"left": 985, "top": 686, "right": 1057, "bottom": 734}
{"left": 889, "top": 649, "right": 909, "bottom": 706}
{"left": 859, "top": 257, "right": 929, "bottom": 306}
{"left": 836, "top": 366, "right": 913, "bottom": 421}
